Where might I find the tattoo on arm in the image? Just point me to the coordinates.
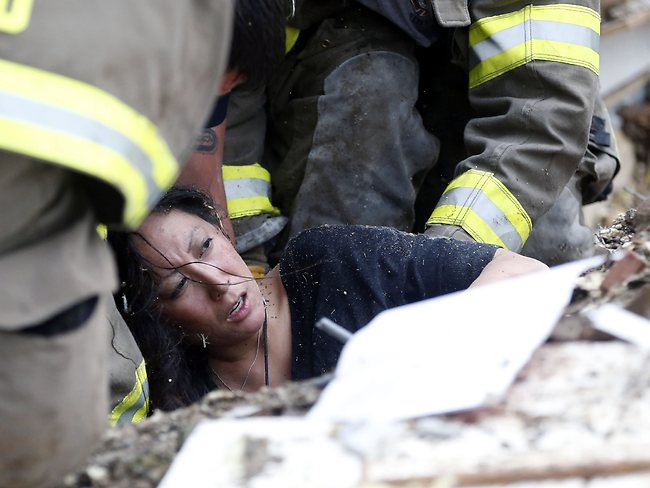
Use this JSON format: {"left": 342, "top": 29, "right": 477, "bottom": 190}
{"left": 194, "top": 128, "right": 218, "bottom": 153}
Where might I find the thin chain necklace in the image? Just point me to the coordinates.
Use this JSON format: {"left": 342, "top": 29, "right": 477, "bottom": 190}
{"left": 210, "top": 308, "right": 269, "bottom": 392}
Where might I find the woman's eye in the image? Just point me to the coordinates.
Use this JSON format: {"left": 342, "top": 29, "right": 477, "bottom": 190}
{"left": 170, "top": 277, "right": 188, "bottom": 299}
{"left": 199, "top": 238, "right": 213, "bottom": 258}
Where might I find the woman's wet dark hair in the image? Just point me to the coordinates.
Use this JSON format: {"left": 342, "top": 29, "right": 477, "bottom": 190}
{"left": 107, "top": 186, "right": 227, "bottom": 411}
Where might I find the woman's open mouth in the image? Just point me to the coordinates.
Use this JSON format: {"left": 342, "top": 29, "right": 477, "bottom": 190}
{"left": 227, "top": 293, "right": 249, "bottom": 321}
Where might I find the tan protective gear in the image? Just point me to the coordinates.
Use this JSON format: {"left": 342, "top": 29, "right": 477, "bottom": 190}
{"left": 0, "top": 1, "right": 233, "bottom": 485}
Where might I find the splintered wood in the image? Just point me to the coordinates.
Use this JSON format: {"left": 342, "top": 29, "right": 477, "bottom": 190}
{"left": 62, "top": 210, "right": 650, "bottom": 488}
{"left": 158, "top": 343, "right": 650, "bottom": 488}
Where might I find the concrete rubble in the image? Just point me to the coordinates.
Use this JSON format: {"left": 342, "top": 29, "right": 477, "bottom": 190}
{"left": 158, "top": 341, "right": 650, "bottom": 488}
{"left": 61, "top": 208, "right": 650, "bottom": 488}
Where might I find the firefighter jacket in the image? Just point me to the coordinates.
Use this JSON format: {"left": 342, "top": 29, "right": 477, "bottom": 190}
{"left": 424, "top": 0, "right": 603, "bottom": 252}
{"left": 0, "top": 0, "right": 233, "bottom": 229}
{"left": 286, "top": 0, "right": 604, "bottom": 252}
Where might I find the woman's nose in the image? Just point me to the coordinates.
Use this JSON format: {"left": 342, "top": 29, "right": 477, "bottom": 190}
{"left": 191, "top": 262, "right": 230, "bottom": 299}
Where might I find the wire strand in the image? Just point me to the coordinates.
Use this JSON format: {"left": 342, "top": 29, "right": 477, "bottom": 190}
{"left": 263, "top": 307, "right": 269, "bottom": 387}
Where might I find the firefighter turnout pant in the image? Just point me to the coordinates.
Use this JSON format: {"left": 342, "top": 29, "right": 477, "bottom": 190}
{"left": 0, "top": 155, "right": 114, "bottom": 488}
{"left": 0, "top": 0, "right": 233, "bottom": 485}
{"left": 262, "top": 3, "right": 439, "bottom": 253}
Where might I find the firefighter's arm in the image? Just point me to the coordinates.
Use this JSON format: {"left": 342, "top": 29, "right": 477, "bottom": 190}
{"left": 177, "top": 121, "right": 235, "bottom": 242}
{"left": 469, "top": 249, "right": 549, "bottom": 288}
{"left": 426, "top": 0, "right": 601, "bottom": 252}
{"left": 178, "top": 71, "right": 246, "bottom": 243}
{"left": 178, "top": 122, "right": 235, "bottom": 243}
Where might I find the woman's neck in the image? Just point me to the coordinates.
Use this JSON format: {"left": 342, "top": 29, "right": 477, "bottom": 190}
{"left": 259, "top": 265, "right": 291, "bottom": 344}
{"left": 208, "top": 266, "right": 292, "bottom": 392}
{"left": 207, "top": 325, "right": 265, "bottom": 392}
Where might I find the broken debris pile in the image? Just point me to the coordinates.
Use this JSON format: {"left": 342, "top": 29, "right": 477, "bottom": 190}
{"left": 566, "top": 202, "right": 650, "bottom": 318}
{"left": 61, "top": 208, "right": 650, "bottom": 488}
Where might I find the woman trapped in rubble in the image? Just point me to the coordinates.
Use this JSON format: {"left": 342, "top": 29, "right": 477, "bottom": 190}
{"left": 108, "top": 187, "right": 546, "bottom": 412}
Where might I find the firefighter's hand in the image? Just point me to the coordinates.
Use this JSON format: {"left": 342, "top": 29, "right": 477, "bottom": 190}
{"left": 424, "top": 224, "right": 475, "bottom": 243}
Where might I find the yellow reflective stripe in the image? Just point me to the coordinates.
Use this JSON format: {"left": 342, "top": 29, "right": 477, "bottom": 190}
{"left": 469, "top": 4, "right": 600, "bottom": 88}
{"left": 227, "top": 196, "right": 281, "bottom": 219}
{"left": 444, "top": 169, "right": 487, "bottom": 190}
{"left": 451, "top": 170, "right": 532, "bottom": 242}
{"left": 0, "top": 118, "right": 149, "bottom": 225}
{"left": 285, "top": 26, "right": 301, "bottom": 53}
{"left": 469, "top": 4, "right": 599, "bottom": 45}
{"left": 471, "top": 41, "right": 598, "bottom": 87}
{"left": 0, "top": 0, "right": 33, "bottom": 34}
{"left": 222, "top": 163, "right": 271, "bottom": 182}
{"left": 427, "top": 169, "right": 532, "bottom": 250}
{"left": 0, "top": 59, "right": 177, "bottom": 188}
{"left": 109, "top": 360, "right": 150, "bottom": 426}
{"left": 131, "top": 361, "right": 150, "bottom": 423}
{"left": 531, "top": 40, "right": 598, "bottom": 72}
{"left": 0, "top": 59, "right": 178, "bottom": 226}
{"left": 223, "top": 163, "right": 281, "bottom": 218}
{"left": 97, "top": 224, "right": 108, "bottom": 240}
{"left": 531, "top": 4, "right": 600, "bottom": 31}
{"left": 430, "top": 205, "right": 507, "bottom": 248}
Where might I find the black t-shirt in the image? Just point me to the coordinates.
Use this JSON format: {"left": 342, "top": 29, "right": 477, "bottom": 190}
{"left": 279, "top": 225, "right": 498, "bottom": 380}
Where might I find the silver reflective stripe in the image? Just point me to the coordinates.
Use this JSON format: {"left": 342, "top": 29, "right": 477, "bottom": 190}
{"left": 469, "top": 20, "right": 600, "bottom": 70}
{"left": 469, "top": 23, "right": 526, "bottom": 68}
{"left": 114, "top": 377, "right": 149, "bottom": 426}
{"left": 224, "top": 177, "right": 271, "bottom": 200}
{"left": 0, "top": 90, "right": 161, "bottom": 209}
{"left": 437, "top": 186, "right": 524, "bottom": 250}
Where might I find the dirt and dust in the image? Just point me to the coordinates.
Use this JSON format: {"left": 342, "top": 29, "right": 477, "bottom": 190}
{"left": 57, "top": 204, "right": 650, "bottom": 488}
{"left": 53, "top": 76, "right": 650, "bottom": 488}
{"left": 567, "top": 203, "right": 650, "bottom": 313}
{"left": 62, "top": 100, "right": 650, "bottom": 485}
{"left": 60, "top": 378, "right": 328, "bottom": 488}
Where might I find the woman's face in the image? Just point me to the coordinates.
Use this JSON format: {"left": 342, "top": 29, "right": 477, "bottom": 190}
{"left": 134, "top": 209, "right": 265, "bottom": 346}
